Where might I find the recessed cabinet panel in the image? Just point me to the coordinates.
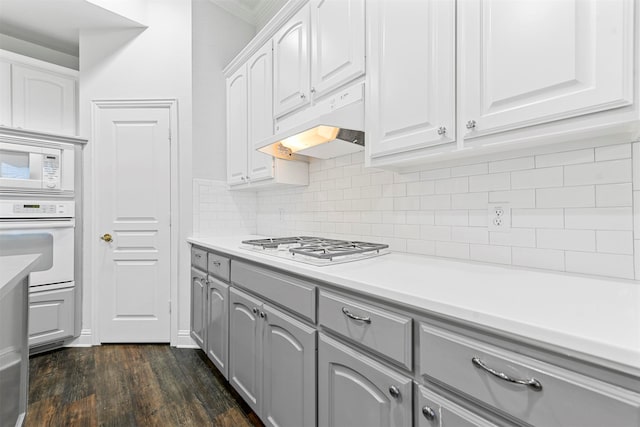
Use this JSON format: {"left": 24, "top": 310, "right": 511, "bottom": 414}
{"left": 460, "top": 0, "right": 634, "bottom": 139}
{"left": 206, "top": 276, "right": 229, "bottom": 379}
{"left": 28, "top": 287, "right": 75, "bottom": 347}
{"left": 0, "top": 60, "right": 11, "bottom": 127}
{"left": 310, "top": 0, "right": 365, "bottom": 98}
{"left": 12, "top": 64, "right": 76, "bottom": 135}
{"left": 367, "top": 0, "right": 455, "bottom": 158}
{"left": 273, "top": 5, "right": 310, "bottom": 117}
{"left": 226, "top": 66, "right": 248, "bottom": 185}
{"left": 247, "top": 42, "right": 275, "bottom": 182}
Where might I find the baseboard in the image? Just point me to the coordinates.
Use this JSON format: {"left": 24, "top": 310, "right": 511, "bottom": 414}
{"left": 65, "top": 329, "right": 94, "bottom": 347}
{"left": 175, "top": 329, "right": 199, "bottom": 348}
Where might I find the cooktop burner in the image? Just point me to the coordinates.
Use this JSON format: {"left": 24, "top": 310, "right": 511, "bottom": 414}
{"left": 241, "top": 236, "right": 390, "bottom": 265}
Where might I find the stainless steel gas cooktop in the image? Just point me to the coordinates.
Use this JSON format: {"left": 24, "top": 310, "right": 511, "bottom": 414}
{"left": 241, "top": 236, "right": 389, "bottom": 266}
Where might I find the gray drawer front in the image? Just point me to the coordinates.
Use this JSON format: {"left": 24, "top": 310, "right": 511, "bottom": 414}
{"left": 207, "top": 252, "right": 230, "bottom": 282}
{"left": 319, "top": 290, "right": 412, "bottom": 370}
{"left": 231, "top": 261, "right": 316, "bottom": 322}
{"left": 419, "top": 323, "right": 640, "bottom": 427}
{"left": 191, "top": 246, "right": 207, "bottom": 271}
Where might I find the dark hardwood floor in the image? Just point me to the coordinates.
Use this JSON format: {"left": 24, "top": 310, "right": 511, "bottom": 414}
{"left": 25, "top": 345, "right": 263, "bottom": 427}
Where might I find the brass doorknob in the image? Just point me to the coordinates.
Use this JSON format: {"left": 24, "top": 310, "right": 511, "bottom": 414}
{"left": 100, "top": 233, "right": 113, "bottom": 242}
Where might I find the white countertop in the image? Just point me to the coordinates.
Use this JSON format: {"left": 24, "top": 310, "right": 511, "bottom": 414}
{"left": 0, "top": 254, "right": 41, "bottom": 300}
{"left": 188, "top": 235, "right": 640, "bottom": 375}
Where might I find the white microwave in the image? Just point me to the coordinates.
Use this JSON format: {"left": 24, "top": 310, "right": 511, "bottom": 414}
{"left": 0, "top": 142, "right": 74, "bottom": 193}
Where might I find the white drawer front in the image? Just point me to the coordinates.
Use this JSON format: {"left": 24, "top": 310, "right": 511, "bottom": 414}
{"left": 419, "top": 323, "right": 640, "bottom": 427}
{"left": 319, "top": 290, "right": 412, "bottom": 370}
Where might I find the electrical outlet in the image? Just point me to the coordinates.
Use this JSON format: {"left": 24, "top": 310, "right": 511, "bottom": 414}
{"left": 488, "top": 203, "right": 510, "bottom": 232}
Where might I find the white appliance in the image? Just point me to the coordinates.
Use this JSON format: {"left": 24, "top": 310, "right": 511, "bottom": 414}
{"left": 0, "top": 141, "right": 74, "bottom": 193}
{"left": 0, "top": 200, "right": 76, "bottom": 348}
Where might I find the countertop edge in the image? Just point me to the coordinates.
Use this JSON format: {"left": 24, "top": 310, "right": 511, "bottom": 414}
{"left": 0, "top": 254, "right": 42, "bottom": 300}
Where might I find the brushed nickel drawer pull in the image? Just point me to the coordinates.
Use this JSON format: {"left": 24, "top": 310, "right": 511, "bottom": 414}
{"left": 212, "top": 260, "right": 221, "bottom": 267}
{"left": 341, "top": 307, "right": 371, "bottom": 323}
{"left": 472, "top": 357, "right": 542, "bottom": 391}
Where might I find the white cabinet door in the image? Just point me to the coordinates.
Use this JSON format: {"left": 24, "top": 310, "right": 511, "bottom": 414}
{"left": 460, "top": 0, "right": 634, "bottom": 140}
{"left": 262, "top": 304, "right": 316, "bottom": 427}
{"left": 367, "top": 0, "right": 456, "bottom": 159}
{"left": 273, "top": 5, "right": 310, "bottom": 118}
{"left": 0, "top": 60, "right": 11, "bottom": 127}
{"left": 206, "top": 276, "right": 229, "bottom": 379}
{"left": 11, "top": 64, "right": 76, "bottom": 135}
{"left": 229, "top": 287, "right": 262, "bottom": 414}
{"left": 247, "top": 41, "right": 275, "bottom": 183}
{"left": 226, "top": 65, "right": 248, "bottom": 185}
{"left": 310, "top": 0, "right": 365, "bottom": 98}
{"left": 190, "top": 268, "right": 206, "bottom": 349}
{"left": 318, "top": 333, "right": 412, "bottom": 427}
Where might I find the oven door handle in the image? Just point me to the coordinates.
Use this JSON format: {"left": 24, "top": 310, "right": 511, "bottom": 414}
{"left": 0, "top": 220, "right": 75, "bottom": 230}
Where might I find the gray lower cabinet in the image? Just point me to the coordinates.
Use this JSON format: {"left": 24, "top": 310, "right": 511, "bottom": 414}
{"left": 229, "top": 286, "right": 316, "bottom": 427}
{"left": 416, "top": 384, "right": 497, "bottom": 427}
{"left": 28, "top": 286, "right": 75, "bottom": 348}
{"left": 206, "top": 275, "right": 228, "bottom": 379}
{"left": 318, "top": 333, "right": 412, "bottom": 427}
{"left": 190, "top": 267, "right": 206, "bottom": 349}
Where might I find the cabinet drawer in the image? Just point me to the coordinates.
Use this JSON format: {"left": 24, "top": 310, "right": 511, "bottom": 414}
{"left": 191, "top": 246, "right": 207, "bottom": 271}
{"left": 29, "top": 286, "right": 75, "bottom": 347}
{"left": 231, "top": 261, "right": 316, "bottom": 322}
{"left": 419, "top": 323, "right": 640, "bottom": 427}
{"left": 319, "top": 290, "right": 412, "bottom": 370}
{"left": 207, "top": 252, "right": 230, "bottom": 282}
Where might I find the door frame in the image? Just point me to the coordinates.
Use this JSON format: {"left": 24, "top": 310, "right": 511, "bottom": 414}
{"left": 90, "top": 99, "right": 179, "bottom": 345}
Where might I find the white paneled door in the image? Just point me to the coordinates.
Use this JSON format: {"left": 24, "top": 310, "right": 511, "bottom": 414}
{"left": 96, "top": 104, "right": 171, "bottom": 342}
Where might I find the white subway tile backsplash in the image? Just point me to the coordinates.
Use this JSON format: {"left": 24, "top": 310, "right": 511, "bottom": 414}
{"left": 565, "top": 207, "right": 633, "bottom": 230}
{"left": 537, "top": 229, "right": 596, "bottom": 251}
{"left": 564, "top": 159, "right": 632, "bottom": 186}
{"left": 512, "top": 209, "right": 564, "bottom": 229}
{"left": 595, "top": 144, "right": 631, "bottom": 161}
{"left": 536, "top": 186, "right": 595, "bottom": 208}
{"left": 233, "top": 141, "right": 638, "bottom": 281}
{"left": 565, "top": 251, "right": 634, "bottom": 279}
{"left": 511, "top": 167, "right": 563, "bottom": 189}
{"left": 469, "top": 173, "right": 510, "bottom": 192}
{"left": 595, "top": 183, "right": 632, "bottom": 207}
{"left": 489, "top": 156, "right": 534, "bottom": 173}
{"left": 535, "top": 149, "right": 594, "bottom": 167}
{"left": 596, "top": 230, "right": 633, "bottom": 255}
{"left": 512, "top": 247, "right": 565, "bottom": 271}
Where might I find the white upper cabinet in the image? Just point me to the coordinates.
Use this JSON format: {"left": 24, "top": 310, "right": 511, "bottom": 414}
{"left": 226, "top": 65, "right": 249, "bottom": 185}
{"left": 11, "top": 65, "right": 77, "bottom": 136}
{"left": 459, "top": 0, "right": 634, "bottom": 140}
{"left": 273, "top": 5, "right": 310, "bottom": 118}
{"left": 0, "top": 60, "right": 11, "bottom": 127}
{"left": 366, "top": 0, "right": 456, "bottom": 161}
{"left": 310, "top": 0, "right": 365, "bottom": 99}
{"left": 247, "top": 41, "right": 276, "bottom": 183}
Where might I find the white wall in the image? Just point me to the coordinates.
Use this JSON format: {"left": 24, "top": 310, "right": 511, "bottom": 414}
{"left": 78, "top": 0, "right": 192, "bottom": 346}
{"left": 192, "top": 0, "right": 255, "bottom": 181}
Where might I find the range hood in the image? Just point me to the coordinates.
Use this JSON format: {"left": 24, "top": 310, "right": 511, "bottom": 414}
{"left": 256, "top": 83, "right": 365, "bottom": 161}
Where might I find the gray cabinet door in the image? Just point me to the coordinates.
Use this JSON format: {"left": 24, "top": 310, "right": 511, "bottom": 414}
{"left": 190, "top": 268, "right": 206, "bottom": 349}
{"left": 318, "top": 333, "right": 412, "bottom": 427}
{"left": 262, "top": 304, "right": 316, "bottom": 427}
{"left": 229, "top": 287, "right": 263, "bottom": 415}
{"left": 206, "top": 276, "right": 229, "bottom": 379}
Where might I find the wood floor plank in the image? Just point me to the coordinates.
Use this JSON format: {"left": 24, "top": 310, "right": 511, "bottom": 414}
{"left": 26, "top": 345, "right": 260, "bottom": 426}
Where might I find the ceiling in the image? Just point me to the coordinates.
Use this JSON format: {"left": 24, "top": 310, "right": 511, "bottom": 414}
{"left": 208, "top": 0, "right": 286, "bottom": 30}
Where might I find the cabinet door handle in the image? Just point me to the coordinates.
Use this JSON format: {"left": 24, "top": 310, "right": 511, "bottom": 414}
{"left": 466, "top": 120, "right": 477, "bottom": 130}
{"left": 300, "top": 93, "right": 306, "bottom": 99}
{"left": 471, "top": 357, "right": 542, "bottom": 391}
{"left": 422, "top": 406, "right": 437, "bottom": 421}
{"left": 259, "top": 311, "right": 266, "bottom": 319}
{"left": 342, "top": 307, "right": 371, "bottom": 323}
{"left": 252, "top": 307, "right": 259, "bottom": 314}
{"left": 310, "top": 87, "right": 316, "bottom": 94}
{"left": 212, "top": 260, "right": 221, "bottom": 267}
{"left": 194, "top": 253, "right": 202, "bottom": 259}
{"left": 388, "top": 385, "right": 400, "bottom": 399}
{"left": 437, "top": 126, "right": 447, "bottom": 136}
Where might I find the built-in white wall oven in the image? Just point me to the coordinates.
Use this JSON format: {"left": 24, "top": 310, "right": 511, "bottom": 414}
{"left": 0, "top": 141, "right": 74, "bottom": 193}
{"left": 0, "top": 200, "right": 76, "bottom": 348}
